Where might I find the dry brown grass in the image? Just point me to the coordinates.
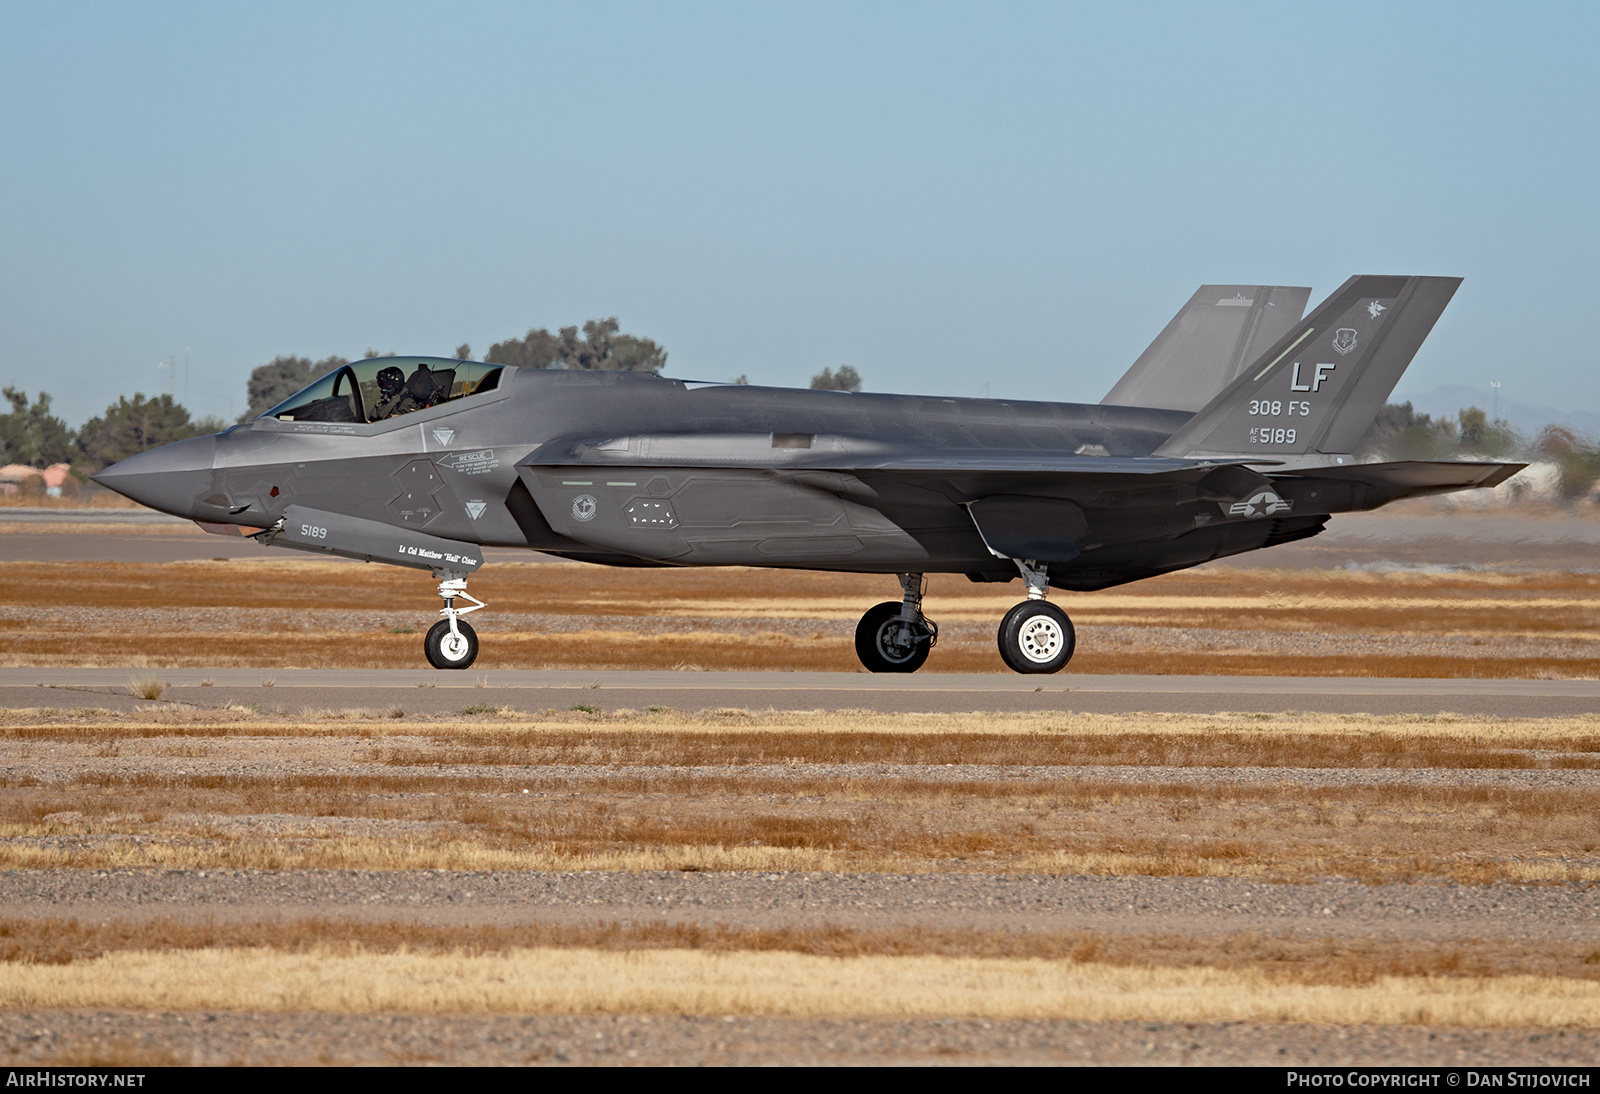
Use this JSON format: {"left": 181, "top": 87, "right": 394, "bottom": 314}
{"left": 366, "top": 727, "right": 1600, "bottom": 770}
{"left": 0, "top": 560, "right": 1597, "bottom": 674}
{"left": 2, "top": 769, "right": 1596, "bottom": 882}
{"left": 4, "top": 917, "right": 1598, "bottom": 985}
{"left": 126, "top": 676, "right": 165, "bottom": 701}
{"left": 1, "top": 709, "right": 1596, "bottom": 880}
{"left": 5, "top": 705, "right": 1599, "bottom": 767}
{"left": 0, "top": 710, "right": 1593, "bottom": 882}
{"left": 3, "top": 946, "right": 1598, "bottom": 1026}
{"left": 0, "top": 523, "right": 197, "bottom": 535}
{"left": 0, "top": 493, "right": 141, "bottom": 510}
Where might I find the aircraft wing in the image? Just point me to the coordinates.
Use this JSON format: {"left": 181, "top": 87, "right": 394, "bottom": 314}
{"left": 515, "top": 436, "right": 1274, "bottom": 566}
{"left": 518, "top": 432, "right": 1259, "bottom": 476}
{"left": 516, "top": 434, "right": 1522, "bottom": 573}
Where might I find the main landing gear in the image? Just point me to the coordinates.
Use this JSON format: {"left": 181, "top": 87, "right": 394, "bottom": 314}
{"left": 424, "top": 570, "right": 486, "bottom": 669}
{"left": 996, "top": 560, "right": 1075, "bottom": 674}
{"left": 855, "top": 573, "right": 939, "bottom": 673}
{"left": 851, "top": 561, "right": 1076, "bottom": 675}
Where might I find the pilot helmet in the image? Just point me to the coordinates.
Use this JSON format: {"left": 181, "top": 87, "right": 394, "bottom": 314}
{"left": 376, "top": 366, "right": 405, "bottom": 398}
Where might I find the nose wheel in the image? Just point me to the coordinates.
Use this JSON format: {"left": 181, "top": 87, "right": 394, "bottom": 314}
{"left": 424, "top": 570, "right": 485, "bottom": 670}
{"left": 426, "top": 618, "right": 479, "bottom": 669}
{"left": 996, "top": 560, "right": 1075, "bottom": 674}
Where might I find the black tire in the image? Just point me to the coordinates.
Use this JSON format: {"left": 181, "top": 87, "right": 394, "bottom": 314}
{"left": 996, "top": 601, "right": 1074, "bottom": 674}
{"left": 854, "top": 601, "right": 932, "bottom": 673}
{"left": 425, "top": 618, "right": 479, "bottom": 670}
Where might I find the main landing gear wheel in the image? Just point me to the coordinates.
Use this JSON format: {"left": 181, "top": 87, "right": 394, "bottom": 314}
{"left": 425, "top": 618, "right": 479, "bottom": 669}
{"left": 997, "top": 601, "right": 1075, "bottom": 674}
{"left": 855, "top": 601, "right": 933, "bottom": 673}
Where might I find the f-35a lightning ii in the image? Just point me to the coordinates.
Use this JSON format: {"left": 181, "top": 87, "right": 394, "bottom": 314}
{"left": 93, "top": 275, "right": 1521, "bottom": 673}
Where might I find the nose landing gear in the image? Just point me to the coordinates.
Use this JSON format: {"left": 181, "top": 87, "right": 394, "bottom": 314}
{"left": 425, "top": 569, "right": 485, "bottom": 669}
{"left": 996, "top": 559, "right": 1075, "bottom": 674}
{"left": 854, "top": 573, "right": 939, "bottom": 673}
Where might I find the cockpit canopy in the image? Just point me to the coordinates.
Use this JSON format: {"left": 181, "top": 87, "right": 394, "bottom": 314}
{"left": 261, "top": 357, "right": 504, "bottom": 424}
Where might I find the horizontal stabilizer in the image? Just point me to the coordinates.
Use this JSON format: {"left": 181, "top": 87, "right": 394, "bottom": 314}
{"left": 1104, "top": 285, "right": 1311, "bottom": 412}
{"left": 1270, "top": 459, "right": 1524, "bottom": 509}
{"left": 1155, "top": 275, "right": 1462, "bottom": 460}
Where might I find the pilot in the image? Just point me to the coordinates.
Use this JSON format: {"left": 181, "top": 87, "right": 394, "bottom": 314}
{"left": 371, "top": 366, "right": 417, "bottom": 420}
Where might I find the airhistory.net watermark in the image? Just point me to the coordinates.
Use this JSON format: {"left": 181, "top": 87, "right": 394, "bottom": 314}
{"left": 5, "top": 1075, "right": 145, "bottom": 1088}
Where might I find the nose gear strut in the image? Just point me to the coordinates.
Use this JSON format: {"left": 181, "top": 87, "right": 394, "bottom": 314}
{"left": 425, "top": 568, "right": 485, "bottom": 669}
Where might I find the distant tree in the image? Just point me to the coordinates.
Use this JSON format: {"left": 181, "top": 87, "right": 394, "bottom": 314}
{"left": 485, "top": 317, "right": 667, "bottom": 372}
{"left": 1359, "top": 401, "right": 1458, "bottom": 461}
{"left": 454, "top": 343, "right": 472, "bottom": 361}
{"left": 485, "top": 327, "right": 564, "bottom": 369}
{"left": 239, "top": 355, "right": 348, "bottom": 422}
{"left": 810, "top": 365, "right": 861, "bottom": 392}
{"left": 570, "top": 318, "right": 667, "bottom": 372}
{"left": 731, "top": 374, "right": 749, "bottom": 385}
{"left": 1456, "top": 406, "right": 1520, "bottom": 458}
{"left": 0, "top": 388, "right": 74, "bottom": 468}
{"left": 1533, "top": 425, "right": 1600, "bottom": 498}
{"left": 78, "top": 394, "right": 209, "bottom": 470}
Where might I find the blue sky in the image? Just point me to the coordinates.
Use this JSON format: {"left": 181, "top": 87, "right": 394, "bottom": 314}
{"left": 2, "top": 2, "right": 1596, "bottom": 427}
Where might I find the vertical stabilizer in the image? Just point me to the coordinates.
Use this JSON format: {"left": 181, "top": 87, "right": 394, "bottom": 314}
{"left": 1153, "top": 275, "right": 1461, "bottom": 459}
{"left": 1102, "top": 285, "right": 1311, "bottom": 412}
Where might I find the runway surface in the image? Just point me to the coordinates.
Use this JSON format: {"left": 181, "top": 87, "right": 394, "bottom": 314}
{"left": 5, "top": 667, "right": 1598, "bottom": 715}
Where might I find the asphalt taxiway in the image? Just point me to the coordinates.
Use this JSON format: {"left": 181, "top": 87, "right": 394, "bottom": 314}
{"left": 3, "top": 667, "right": 1595, "bottom": 716}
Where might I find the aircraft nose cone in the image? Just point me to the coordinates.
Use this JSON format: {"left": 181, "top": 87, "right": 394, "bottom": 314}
{"left": 90, "top": 434, "right": 217, "bottom": 517}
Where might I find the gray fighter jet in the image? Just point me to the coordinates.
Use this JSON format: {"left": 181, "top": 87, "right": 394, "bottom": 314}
{"left": 93, "top": 275, "right": 1521, "bottom": 673}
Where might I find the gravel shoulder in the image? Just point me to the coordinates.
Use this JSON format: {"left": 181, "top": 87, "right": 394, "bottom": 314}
{"left": 3, "top": 1010, "right": 1596, "bottom": 1066}
{"left": 12, "top": 730, "right": 1600, "bottom": 790}
{"left": 3, "top": 869, "right": 1597, "bottom": 943}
